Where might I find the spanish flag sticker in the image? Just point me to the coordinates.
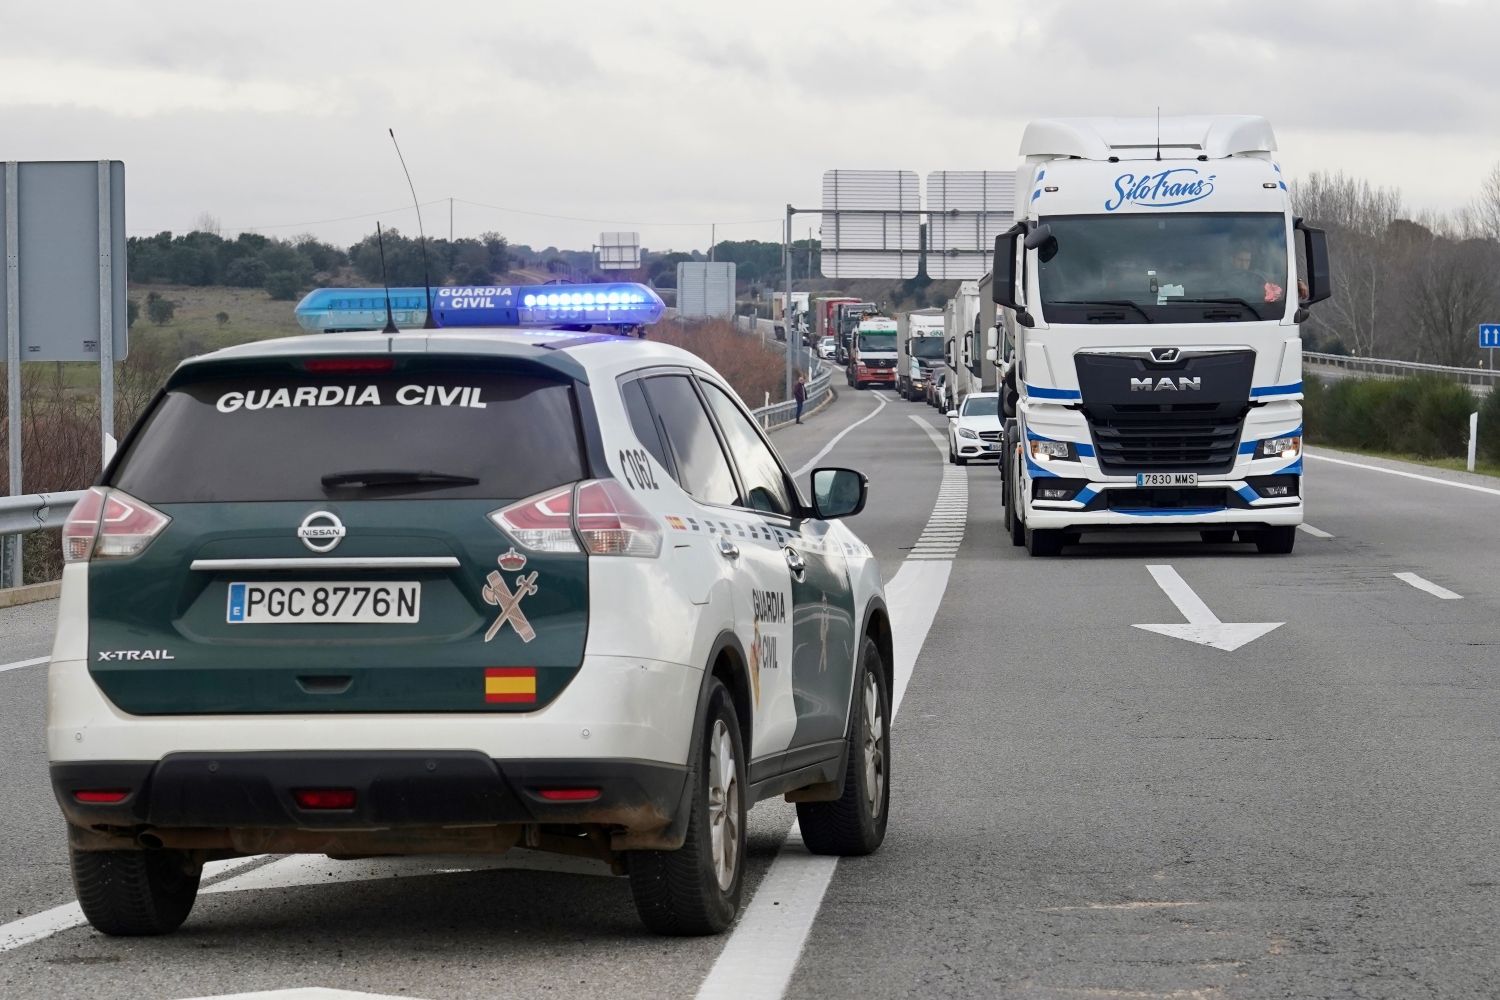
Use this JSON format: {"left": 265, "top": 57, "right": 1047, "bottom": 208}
{"left": 485, "top": 667, "right": 537, "bottom": 704}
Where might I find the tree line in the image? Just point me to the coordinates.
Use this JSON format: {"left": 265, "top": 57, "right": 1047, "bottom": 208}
{"left": 127, "top": 229, "right": 512, "bottom": 301}
{"left": 1293, "top": 165, "right": 1500, "bottom": 366}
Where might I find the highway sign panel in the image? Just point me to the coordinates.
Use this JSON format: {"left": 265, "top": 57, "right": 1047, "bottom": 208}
{"left": 1480, "top": 323, "right": 1500, "bottom": 349}
{"left": 598, "top": 231, "right": 640, "bottom": 270}
{"left": 820, "top": 170, "right": 920, "bottom": 279}
{"left": 926, "top": 171, "right": 1017, "bottom": 280}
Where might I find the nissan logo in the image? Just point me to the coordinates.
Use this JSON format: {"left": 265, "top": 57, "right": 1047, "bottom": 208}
{"left": 297, "top": 511, "right": 346, "bottom": 553}
{"left": 1150, "top": 347, "right": 1180, "bottom": 363}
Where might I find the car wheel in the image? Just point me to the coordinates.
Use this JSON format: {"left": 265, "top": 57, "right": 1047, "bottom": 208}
{"left": 1200, "top": 529, "right": 1235, "bottom": 544}
{"left": 955, "top": 454, "right": 968, "bottom": 466}
{"left": 71, "top": 845, "right": 201, "bottom": 936}
{"left": 627, "top": 678, "right": 746, "bottom": 936}
{"left": 948, "top": 445, "right": 957, "bottom": 465}
{"left": 1253, "top": 525, "right": 1297, "bottom": 554}
{"left": 798, "top": 635, "right": 890, "bottom": 856}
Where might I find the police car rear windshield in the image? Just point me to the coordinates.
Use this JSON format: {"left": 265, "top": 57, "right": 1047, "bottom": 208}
{"left": 109, "top": 369, "right": 586, "bottom": 503}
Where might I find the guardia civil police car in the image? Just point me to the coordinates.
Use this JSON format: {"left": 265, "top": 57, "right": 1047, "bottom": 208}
{"left": 49, "top": 283, "right": 892, "bottom": 937}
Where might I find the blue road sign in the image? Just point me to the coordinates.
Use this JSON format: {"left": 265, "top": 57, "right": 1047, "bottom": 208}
{"left": 1481, "top": 324, "right": 1500, "bottom": 349}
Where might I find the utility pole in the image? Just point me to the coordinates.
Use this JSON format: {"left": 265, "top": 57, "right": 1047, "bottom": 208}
{"left": 710, "top": 223, "right": 716, "bottom": 262}
{"left": 784, "top": 207, "right": 795, "bottom": 401}
{"left": 449, "top": 197, "right": 453, "bottom": 244}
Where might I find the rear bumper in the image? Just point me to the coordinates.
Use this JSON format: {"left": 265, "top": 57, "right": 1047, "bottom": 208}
{"left": 52, "top": 752, "right": 685, "bottom": 835}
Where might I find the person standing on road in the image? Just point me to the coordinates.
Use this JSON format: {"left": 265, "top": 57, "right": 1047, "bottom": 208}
{"left": 794, "top": 375, "right": 807, "bottom": 424}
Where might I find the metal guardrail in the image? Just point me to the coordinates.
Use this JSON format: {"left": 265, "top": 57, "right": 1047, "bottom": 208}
{"left": 0, "top": 490, "right": 82, "bottom": 535}
{"left": 1304, "top": 352, "right": 1498, "bottom": 390}
{"left": 735, "top": 315, "right": 834, "bottom": 430}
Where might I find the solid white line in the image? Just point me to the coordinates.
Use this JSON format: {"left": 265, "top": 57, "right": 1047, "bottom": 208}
{"left": 697, "top": 418, "right": 963, "bottom": 1000}
{"left": 1145, "top": 565, "right": 1221, "bottom": 626}
{"left": 1394, "top": 572, "right": 1463, "bottom": 600}
{"left": 1297, "top": 524, "right": 1334, "bottom": 539}
{"left": 0, "top": 656, "right": 47, "bottom": 674}
{"left": 1306, "top": 452, "right": 1500, "bottom": 498}
{"left": 792, "top": 395, "right": 889, "bottom": 477}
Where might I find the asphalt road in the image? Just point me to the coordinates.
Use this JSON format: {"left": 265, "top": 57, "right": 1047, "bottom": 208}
{"left": 1, "top": 383, "right": 1497, "bottom": 1000}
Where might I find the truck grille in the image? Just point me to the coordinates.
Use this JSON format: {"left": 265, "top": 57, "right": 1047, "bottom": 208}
{"left": 1087, "top": 405, "right": 1244, "bottom": 473}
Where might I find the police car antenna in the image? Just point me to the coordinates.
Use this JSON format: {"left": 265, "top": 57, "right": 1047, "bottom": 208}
{"left": 388, "top": 128, "right": 437, "bottom": 329}
{"left": 375, "top": 222, "right": 399, "bottom": 335}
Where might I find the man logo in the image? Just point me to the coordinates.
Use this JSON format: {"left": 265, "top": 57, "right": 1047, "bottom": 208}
{"left": 1131, "top": 377, "right": 1202, "bottom": 392}
{"left": 297, "top": 511, "right": 346, "bottom": 553}
{"left": 1150, "top": 347, "right": 1181, "bottom": 363}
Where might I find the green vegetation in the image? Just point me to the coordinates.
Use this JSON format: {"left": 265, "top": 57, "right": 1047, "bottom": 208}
{"left": 1304, "top": 374, "right": 1486, "bottom": 463}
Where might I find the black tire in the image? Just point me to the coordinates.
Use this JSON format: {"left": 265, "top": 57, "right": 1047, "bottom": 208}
{"left": 798, "top": 635, "right": 890, "bottom": 856}
{"left": 955, "top": 455, "right": 968, "bottom": 466}
{"left": 70, "top": 846, "right": 201, "bottom": 936}
{"left": 1254, "top": 525, "right": 1297, "bottom": 554}
{"left": 627, "top": 678, "right": 746, "bottom": 936}
{"left": 1009, "top": 455, "right": 1026, "bottom": 547}
{"left": 1200, "top": 529, "right": 1235, "bottom": 544}
{"left": 1063, "top": 532, "right": 1082, "bottom": 546}
{"left": 1025, "top": 524, "right": 1064, "bottom": 556}
{"left": 948, "top": 445, "right": 957, "bottom": 465}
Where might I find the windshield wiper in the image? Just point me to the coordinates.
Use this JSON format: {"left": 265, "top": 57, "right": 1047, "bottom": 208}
{"left": 1049, "top": 299, "right": 1153, "bottom": 323}
{"left": 1170, "top": 297, "right": 1263, "bottom": 314}
{"left": 321, "top": 469, "right": 481, "bottom": 489}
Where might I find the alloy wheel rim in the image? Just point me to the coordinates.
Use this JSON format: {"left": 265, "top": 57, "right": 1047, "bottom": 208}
{"left": 707, "top": 719, "right": 740, "bottom": 890}
{"left": 862, "top": 672, "right": 885, "bottom": 818}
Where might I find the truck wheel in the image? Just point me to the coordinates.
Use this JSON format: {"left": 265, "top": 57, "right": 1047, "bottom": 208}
{"left": 1009, "top": 456, "right": 1026, "bottom": 547}
{"left": 798, "top": 635, "right": 890, "bottom": 856}
{"left": 627, "top": 678, "right": 746, "bottom": 936}
{"left": 1200, "top": 529, "right": 1235, "bottom": 544}
{"left": 1253, "top": 526, "right": 1297, "bottom": 555}
{"left": 71, "top": 845, "right": 201, "bottom": 936}
{"left": 1025, "top": 524, "right": 1063, "bottom": 556}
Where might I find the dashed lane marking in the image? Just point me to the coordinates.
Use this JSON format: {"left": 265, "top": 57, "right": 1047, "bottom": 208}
{"left": 1394, "top": 572, "right": 1463, "bottom": 601}
{"left": 695, "top": 414, "right": 964, "bottom": 1000}
{"left": 0, "top": 655, "right": 47, "bottom": 674}
{"left": 1297, "top": 524, "right": 1334, "bottom": 539}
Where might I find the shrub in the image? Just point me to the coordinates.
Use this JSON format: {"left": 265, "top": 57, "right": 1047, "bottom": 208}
{"left": 1306, "top": 374, "right": 1480, "bottom": 458}
{"left": 145, "top": 292, "right": 176, "bottom": 326}
{"left": 649, "top": 319, "right": 790, "bottom": 405}
{"left": 264, "top": 271, "right": 303, "bottom": 301}
{"left": 1478, "top": 384, "right": 1500, "bottom": 462}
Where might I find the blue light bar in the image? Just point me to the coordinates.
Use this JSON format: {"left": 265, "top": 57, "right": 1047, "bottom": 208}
{"left": 432, "top": 282, "right": 664, "bottom": 329}
{"left": 294, "top": 282, "right": 665, "bottom": 333}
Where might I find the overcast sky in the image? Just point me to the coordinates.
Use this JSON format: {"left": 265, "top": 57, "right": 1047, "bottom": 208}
{"left": 3, "top": 0, "right": 1497, "bottom": 254}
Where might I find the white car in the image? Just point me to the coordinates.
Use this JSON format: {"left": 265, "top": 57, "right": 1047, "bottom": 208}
{"left": 948, "top": 392, "right": 1003, "bottom": 465}
{"left": 818, "top": 336, "right": 837, "bottom": 360}
{"left": 47, "top": 286, "right": 893, "bottom": 939}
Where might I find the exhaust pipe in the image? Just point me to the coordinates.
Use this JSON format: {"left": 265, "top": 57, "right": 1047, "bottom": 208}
{"left": 136, "top": 829, "right": 165, "bottom": 849}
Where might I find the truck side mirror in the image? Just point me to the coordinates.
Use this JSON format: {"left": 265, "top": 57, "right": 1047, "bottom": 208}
{"left": 1294, "top": 218, "right": 1331, "bottom": 322}
{"left": 992, "top": 223, "right": 1034, "bottom": 326}
{"left": 985, "top": 348, "right": 997, "bottom": 363}
{"left": 986, "top": 326, "right": 998, "bottom": 349}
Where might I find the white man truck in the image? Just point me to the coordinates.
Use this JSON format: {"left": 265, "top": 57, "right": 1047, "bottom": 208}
{"left": 897, "top": 308, "right": 945, "bottom": 401}
{"left": 993, "top": 115, "right": 1330, "bottom": 557}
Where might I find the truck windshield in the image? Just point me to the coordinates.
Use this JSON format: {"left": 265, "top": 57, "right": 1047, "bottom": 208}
{"left": 911, "top": 338, "right": 944, "bottom": 359}
{"left": 858, "top": 333, "right": 897, "bottom": 352}
{"left": 1037, "top": 212, "right": 1289, "bottom": 322}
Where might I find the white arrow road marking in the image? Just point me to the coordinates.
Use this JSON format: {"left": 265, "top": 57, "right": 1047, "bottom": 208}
{"left": 696, "top": 415, "right": 960, "bottom": 1000}
{"left": 1134, "top": 565, "right": 1284, "bottom": 652}
{"left": 1298, "top": 523, "right": 1334, "bottom": 539}
{"left": 1394, "top": 572, "right": 1463, "bottom": 600}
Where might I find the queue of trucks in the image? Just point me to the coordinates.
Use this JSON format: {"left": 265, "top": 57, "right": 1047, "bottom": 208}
{"left": 796, "top": 115, "right": 1328, "bottom": 558}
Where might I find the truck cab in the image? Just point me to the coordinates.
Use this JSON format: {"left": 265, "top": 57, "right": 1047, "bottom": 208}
{"left": 847, "top": 316, "right": 898, "bottom": 390}
{"left": 896, "top": 309, "right": 945, "bottom": 402}
{"left": 993, "top": 116, "right": 1330, "bottom": 556}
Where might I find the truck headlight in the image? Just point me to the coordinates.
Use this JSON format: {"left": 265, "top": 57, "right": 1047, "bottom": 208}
{"left": 1257, "top": 435, "right": 1302, "bottom": 459}
{"left": 958, "top": 428, "right": 979, "bottom": 440}
{"left": 1028, "top": 439, "right": 1077, "bottom": 462}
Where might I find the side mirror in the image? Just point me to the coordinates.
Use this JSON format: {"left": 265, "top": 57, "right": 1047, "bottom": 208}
{"left": 986, "top": 326, "right": 998, "bottom": 349}
{"left": 992, "top": 223, "right": 1024, "bottom": 311}
{"left": 1294, "top": 217, "right": 1331, "bottom": 321}
{"left": 811, "top": 467, "right": 867, "bottom": 520}
{"left": 946, "top": 410, "right": 958, "bottom": 419}
{"left": 985, "top": 348, "right": 998, "bottom": 363}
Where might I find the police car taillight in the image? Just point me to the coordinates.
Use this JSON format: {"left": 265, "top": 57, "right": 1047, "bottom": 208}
{"left": 490, "top": 486, "right": 581, "bottom": 554}
{"left": 62, "top": 487, "right": 172, "bottom": 563}
{"left": 574, "top": 480, "right": 661, "bottom": 558}
{"left": 489, "top": 480, "right": 660, "bottom": 558}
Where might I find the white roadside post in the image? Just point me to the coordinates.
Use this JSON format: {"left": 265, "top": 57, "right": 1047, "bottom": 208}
{"left": 1468, "top": 411, "right": 1479, "bottom": 473}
